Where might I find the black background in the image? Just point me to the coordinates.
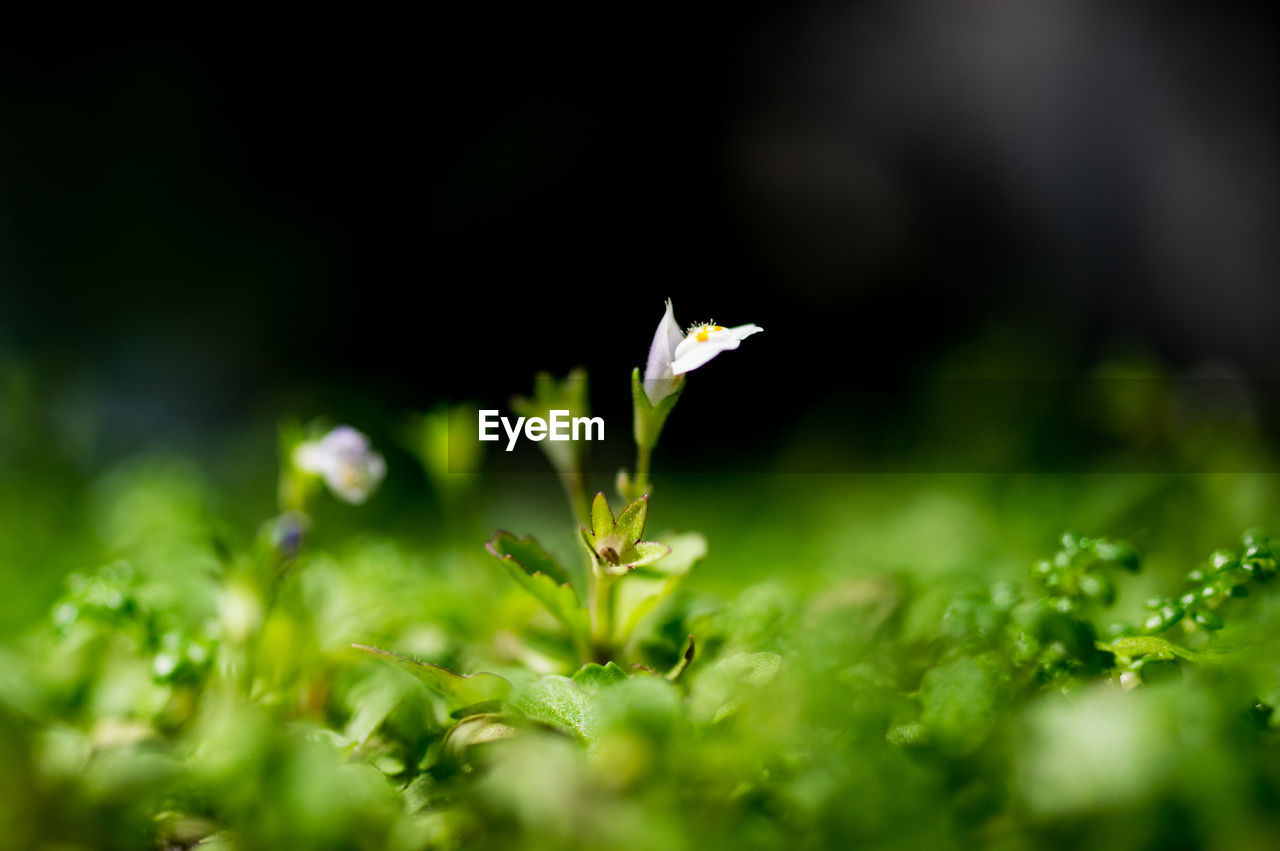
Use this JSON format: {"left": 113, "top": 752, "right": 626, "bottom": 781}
{"left": 1, "top": 4, "right": 1277, "bottom": 461}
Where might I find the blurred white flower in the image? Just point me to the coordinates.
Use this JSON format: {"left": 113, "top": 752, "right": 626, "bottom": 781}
{"left": 292, "top": 425, "right": 386, "bottom": 504}
{"left": 643, "top": 300, "right": 763, "bottom": 404}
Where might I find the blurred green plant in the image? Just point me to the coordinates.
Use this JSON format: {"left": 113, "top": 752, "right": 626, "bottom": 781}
{"left": 4, "top": 321, "right": 1280, "bottom": 850}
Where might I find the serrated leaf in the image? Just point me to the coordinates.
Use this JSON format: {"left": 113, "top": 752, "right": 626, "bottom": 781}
{"left": 486, "top": 533, "right": 588, "bottom": 646}
{"left": 351, "top": 644, "right": 511, "bottom": 715}
{"left": 487, "top": 531, "right": 571, "bottom": 586}
{"left": 509, "top": 675, "right": 598, "bottom": 742}
{"left": 572, "top": 661, "right": 628, "bottom": 694}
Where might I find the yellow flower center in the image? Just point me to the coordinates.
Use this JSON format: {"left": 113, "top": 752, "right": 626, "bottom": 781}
{"left": 690, "top": 324, "right": 725, "bottom": 342}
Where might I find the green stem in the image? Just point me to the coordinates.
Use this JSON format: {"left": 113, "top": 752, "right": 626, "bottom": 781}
{"left": 560, "top": 467, "right": 591, "bottom": 528}
{"left": 632, "top": 441, "right": 654, "bottom": 499}
{"left": 589, "top": 570, "right": 616, "bottom": 662}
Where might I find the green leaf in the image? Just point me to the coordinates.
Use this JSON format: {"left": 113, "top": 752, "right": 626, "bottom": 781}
{"left": 486, "top": 532, "right": 589, "bottom": 646}
{"left": 442, "top": 713, "right": 519, "bottom": 761}
{"left": 511, "top": 369, "right": 591, "bottom": 478}
{"left": 614, "top": 533, "right": 708, "bottom": 640}
{"left": 590, "top": 493, "right": 614, "bottom": 541}
{"left": 630, "top": 366, "right": 683, "bottom": 451}
{"left": 689, "top": 651, "right": 783, "bottom": 725}
{"left": 1101, "top": 636, "right": 1203, "bottom": 663}
{"left": 627, "top": 540, "right": 670, "bottom": 569}
{"left": 593, "top": 674, "right": 682, "bottom": 738}
{"left": 886, "top": 722, "right": 929, "bottom": 747}
{"left": 665, "top": 634, "right": 695, "bottom": 682}
{"left": 342, "top": 670, "right": 415, "bottom": 746}
{"left": 509, "top": 675, "right": 598, "bottom": 742}
{"left": 351, "top": 644, "right": 511, "bottom": 715}
{"left": 1091, "top": 538, "right": 1140, "bottom": 572}
{"left": 1192, "top": 609, "right": 1225, "bottom": 630}
{"left": 614, "top": 496, "right": 649, "bottom": 547}
{"left": 919, "top": 656, "right": 1001, "bottom": 756}
{"left": 633, "top": 531, "right": 705, "bottom": 578}
{"left": 486, "top": 530, "right": 571, "bottom": 586}
{"left": 571, "top": 661, "right": 628, "bottom": 694}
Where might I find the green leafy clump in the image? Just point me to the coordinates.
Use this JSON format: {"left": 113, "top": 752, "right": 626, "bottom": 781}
{"left": 6, "top": 334, "right": 1280, "bottom": 850}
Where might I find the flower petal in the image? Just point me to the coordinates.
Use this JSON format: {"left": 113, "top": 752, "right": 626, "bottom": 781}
{"left": 643, "top": 299, "right": 686, "bottom": 404}
{"left": 292, "top": 426, "right": 386, "bottom": 504}
{"left": 724, "top": 323, "right": 763, "bottom": 342}
{"left": 293, "top": 442, "right": 334, "bottom": 476}
{"left": 671, "top": 324, "right": 763, "bottom": 375}
{"left": 671, "top": 334, "right": 740, "bottom": 374}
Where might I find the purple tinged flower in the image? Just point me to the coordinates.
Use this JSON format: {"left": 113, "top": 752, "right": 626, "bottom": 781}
{"left": 292, "top": 425, "right": 386, "bottom": 504}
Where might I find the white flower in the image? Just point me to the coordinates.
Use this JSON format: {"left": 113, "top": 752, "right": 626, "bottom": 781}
{"left": 643, "top": 300, "right": 763, "bottom": 404}
{"left": 292, "top": 425, "right": 386, "bottom": 504}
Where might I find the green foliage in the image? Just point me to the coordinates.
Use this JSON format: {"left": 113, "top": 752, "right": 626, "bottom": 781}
{"left": 6, "top": 350, "right": 1280, "bottom": 850}
{"left": 350, "top": 645, "right": 511, "bottom": 716}
{"left": 484, "top": 531, "right": 589, "bottom": 651}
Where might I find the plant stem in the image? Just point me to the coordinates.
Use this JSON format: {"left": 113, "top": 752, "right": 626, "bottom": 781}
{"left": 589, "top": 570, "right": 616, "bottom": 662}
{"left": 633, "top": 440, "right": 654, "bottom": 499}
{"left": 560, "top": 467, "right": 591, "bottom": 528}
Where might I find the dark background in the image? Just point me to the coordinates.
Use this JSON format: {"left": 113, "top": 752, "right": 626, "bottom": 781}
{"left": 1, "top": 3, "right": 1277, "bottom": 466}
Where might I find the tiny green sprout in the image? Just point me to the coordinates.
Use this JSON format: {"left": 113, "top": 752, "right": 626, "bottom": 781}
{"left": 1209, "top": 549, "right": 1239, "bottom": 572}
{"left": 511, "top": 369, "right": 593, "bottom": 523}
{"left": 1192, "top": 609, "right": 1225, "bottom": 630}
{"left": 1033, "top": 534, "right": 1135, "bottom": 612}
{"left": 580, "top": 493, "right": 670, "bottom": 578}
{"left": 1091, "top": 538, "right": 1140, "bottom": 572}
{"left": 1243, "top": 555, "right": 1277, "bottom": 580}
{"left": 1243, "top": 540, "right": 1271, "bottom": 558}
{"left": 1142, "top": 601, "right": 1184, "bottom": 633}
{"left": 1242, "top": 527, "right": 1269, "bottom": 549}
{"left": 1104, "top": 623, "right": 1134, "bottom": 639}
{"left": 1078, "top": 571, "right": 1115, "bottom": 606}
